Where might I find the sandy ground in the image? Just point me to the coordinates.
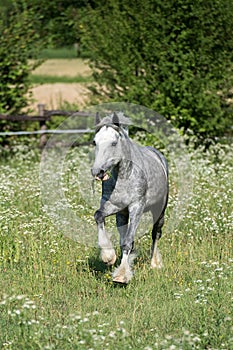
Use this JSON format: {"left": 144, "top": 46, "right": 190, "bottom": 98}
{"left": 30, "top": 83, "right": 90, "bottom": 111}
{"left": 32, "top": 59, "right": 92, "bottom": 77}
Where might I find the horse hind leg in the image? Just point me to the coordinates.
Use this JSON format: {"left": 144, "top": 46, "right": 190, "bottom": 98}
{"left": 151, "top": 215, "right": 164, "bottom": 269}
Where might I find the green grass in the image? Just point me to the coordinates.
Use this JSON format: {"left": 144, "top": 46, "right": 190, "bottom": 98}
{"left": 30, "top": 74, "right": 93, "bottom": 84}
{"left": 0, "top": 141, "right": 232, "bottom": 350}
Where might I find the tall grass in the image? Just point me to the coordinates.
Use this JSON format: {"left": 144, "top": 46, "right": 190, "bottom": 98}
{"left": 0, "top": 140, "right": 232, "bottom": 349}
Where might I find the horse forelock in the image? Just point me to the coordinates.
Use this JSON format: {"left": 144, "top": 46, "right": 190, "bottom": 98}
{"left": 96, "top": 125, "right": 130, "bottom": 142}
{"left": 95, "top": 123, "right": 118, "bottom": 133}
{"left": 95, "top": 113, "right": 131, "bottom": 135}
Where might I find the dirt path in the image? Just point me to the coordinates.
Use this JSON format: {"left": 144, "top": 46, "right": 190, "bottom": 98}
{"left": 30, "top": 83, "right": 90, "bottom": 111}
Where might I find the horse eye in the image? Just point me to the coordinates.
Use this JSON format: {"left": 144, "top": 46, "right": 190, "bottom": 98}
{"left": 112, "top": 141, "right": 117, "bottom": 146}
{"left": 93, "top": 140, "right": 96, "bottom": 146}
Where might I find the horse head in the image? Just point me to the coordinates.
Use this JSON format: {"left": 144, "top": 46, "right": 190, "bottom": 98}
{"left": 91, "top": 112, "right": 129, "bottom": 181}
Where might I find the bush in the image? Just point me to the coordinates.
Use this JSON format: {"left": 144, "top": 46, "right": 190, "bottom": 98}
{"left": 82, "top": 0, "right": 233, "bottom": 138}
{"left": 0, "top": 3, "right": 41, "bottom": 115}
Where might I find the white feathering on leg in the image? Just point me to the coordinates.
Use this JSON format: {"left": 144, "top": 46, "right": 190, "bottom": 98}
{"left": 151, "top": 244, "right": 163, "bottom": 269}
{"left": 112, "top": 251, "right": 137, "bottom": 284}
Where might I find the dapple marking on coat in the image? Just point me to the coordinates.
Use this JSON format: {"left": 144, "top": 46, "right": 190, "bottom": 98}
{"left": 91, "top": 112, "right": 169, "bottom": 283}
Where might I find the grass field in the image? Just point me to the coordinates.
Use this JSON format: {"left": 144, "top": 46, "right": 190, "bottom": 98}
{"left": 0, "top": 137, "right": 232, "bottom": 349}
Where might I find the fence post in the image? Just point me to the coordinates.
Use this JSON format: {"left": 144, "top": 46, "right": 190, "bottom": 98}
{"left": 38, "top": 104, "right": 47, "bottom": 148}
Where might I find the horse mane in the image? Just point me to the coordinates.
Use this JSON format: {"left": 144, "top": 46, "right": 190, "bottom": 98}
{"left": 95, "top": 112, "right": 131, "bottom": 134}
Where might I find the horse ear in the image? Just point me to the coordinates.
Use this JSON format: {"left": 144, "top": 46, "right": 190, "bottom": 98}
{"left": 113, "top": 112, "right": 120, "bottom": 127}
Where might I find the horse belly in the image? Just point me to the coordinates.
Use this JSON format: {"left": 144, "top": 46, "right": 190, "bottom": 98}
{"left": 144, "top": 161, "right": 168, "bottom": 218}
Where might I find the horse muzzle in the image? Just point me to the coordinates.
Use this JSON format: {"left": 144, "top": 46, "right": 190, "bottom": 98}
{"left": 91, "top": 168, "right": 110, "bottom": 181}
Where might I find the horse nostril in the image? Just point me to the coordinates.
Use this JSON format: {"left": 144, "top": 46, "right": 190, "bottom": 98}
{"left": 91, "top": 168, "right": 105, "bottom": 178}
{"left": 97, "top": 169, "right": 105, "bottom": 179}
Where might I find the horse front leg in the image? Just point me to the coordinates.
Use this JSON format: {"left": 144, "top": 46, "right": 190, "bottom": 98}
{"left": 116, "top": 209, "right": 129, "bottom": 248}
{"left": 113, "top": 202, "right": 145, "bottom": 284}
{"left": 94, "top": 209, "right": 116, "bottom": 265}
{"left": 94, "top": 199, "right": 123, "bottom": 266}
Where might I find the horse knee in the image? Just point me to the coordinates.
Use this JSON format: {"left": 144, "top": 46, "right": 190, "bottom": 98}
{"left": 94, "top": 210, "right": 105, "bottom": 224}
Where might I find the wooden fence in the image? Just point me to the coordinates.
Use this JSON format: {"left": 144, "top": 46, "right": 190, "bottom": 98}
{"left": 0, "top": 104, "right": 94, "bottom": 147}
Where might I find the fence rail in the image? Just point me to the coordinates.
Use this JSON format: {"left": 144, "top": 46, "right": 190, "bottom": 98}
{"left": 0, "top": 115, "right": 51, "bottom": 122}
{"left": 0, "top": 129, "right": 93, "bottom": 136}
{"left": 0, "top": 104, "right": 94, "bottom": 147}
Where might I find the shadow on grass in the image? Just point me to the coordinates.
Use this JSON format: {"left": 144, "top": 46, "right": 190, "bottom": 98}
{"left": 87, "top": 255, "right": 111, "bottom": 274}
{"left": 89, "top": 257, "right": 126, "bottom": 288}
{"left": 89, "top": 252, "right": 149, "bottom": 288}
{"left": 75, "top": 253, "right": 127, "bottom": 288}
{"left": 75, "top": 248, "right": 150, "bottom": 288}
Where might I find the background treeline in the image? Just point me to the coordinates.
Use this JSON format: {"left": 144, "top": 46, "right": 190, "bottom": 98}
{"left": 0, "top": 0, "right": 233, "bottom": 139}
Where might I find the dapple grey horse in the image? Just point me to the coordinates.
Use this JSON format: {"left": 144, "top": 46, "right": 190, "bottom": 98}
{"left": 91, "top": 112, "right": 168, "bottom": 283}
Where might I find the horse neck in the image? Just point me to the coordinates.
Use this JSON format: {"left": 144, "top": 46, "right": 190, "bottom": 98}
{"left": 117, "top": 136, "right": 133, "bottom": 178}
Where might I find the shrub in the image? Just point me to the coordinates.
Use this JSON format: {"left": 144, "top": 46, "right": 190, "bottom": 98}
{"left": 0, "top": 3, "right": 41, "bottom": 115}
{"left": 82, "top": 0, "right": 233, "bottom": 138}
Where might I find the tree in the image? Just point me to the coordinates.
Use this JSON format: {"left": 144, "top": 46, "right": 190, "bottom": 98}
{"left": 81, "top": 0, "right": 233, "bottom": 137}
{"left": 0, "top": 3, "right": 41, "bottom": 115}
{"left": 0, "top": 0, "right": 14, "bottom": 25}
{"left": 17, "top": 0, "right": 93, "bottom": 49}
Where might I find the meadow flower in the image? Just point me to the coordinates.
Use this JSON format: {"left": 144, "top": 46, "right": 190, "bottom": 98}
{"left": 108, "top": 331, "right": 116, "bottom": 338}
{"left": 92, "top": 311, "right": 99, "bottom": 315}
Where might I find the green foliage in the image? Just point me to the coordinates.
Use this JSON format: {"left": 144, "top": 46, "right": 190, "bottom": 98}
{"left": 81, "top": 0, "right": 233, "bottom": 138}
{"left": 19, "top": 0, "right": 91, "bottom": 51}
{"left": 38, "top": 47, "right": 79, "bottom": 59}
{"left": 0, "top": 3, "right": 42, "bottom": 115}
{"left": 0, "top": 0, "right": 14, "bottom": 25}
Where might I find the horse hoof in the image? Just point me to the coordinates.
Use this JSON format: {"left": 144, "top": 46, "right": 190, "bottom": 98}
{"left": 113, "top": 275, "right": 128, "bottom": 284}
{"left": 106, "top": 255, "right": 117, "bottom": 266}
{"left": 101, "top": 250, "right": 116, "bottom": 266}
{"left": 112, "top": 265, "right": 133, "bottom": 284}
